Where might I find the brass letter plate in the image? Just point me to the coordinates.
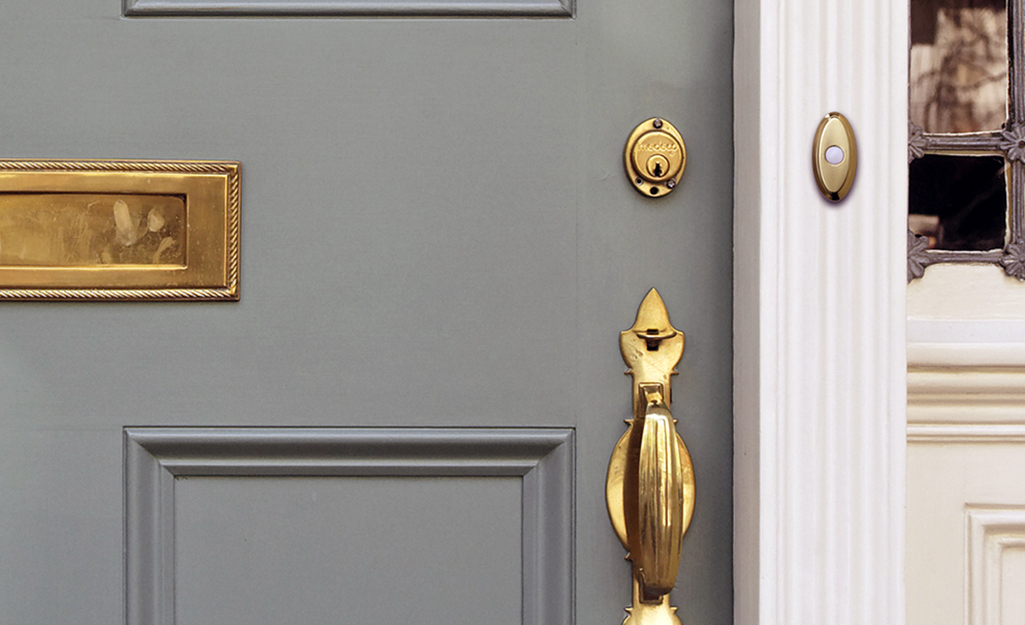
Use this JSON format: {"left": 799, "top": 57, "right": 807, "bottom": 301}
{"left": 0, "top": 160, "right": 239, "bottom": 301}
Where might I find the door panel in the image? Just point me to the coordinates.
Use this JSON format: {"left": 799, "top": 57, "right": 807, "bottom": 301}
{"left": 0, "top": 0, "right": 733, "bottom": 623}
{"left": 174, "top": 477, "right": 522, "bottom": 625}
{"left": 123, "top": 427, "right": 574, "bottom": 624}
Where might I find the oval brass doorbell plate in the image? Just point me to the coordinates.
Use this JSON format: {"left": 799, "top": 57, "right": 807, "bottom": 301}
{"left": 625, "top": 118, "right": 686, "bottom": 198}
{"left": 813, "top": 112, "right": 857, "bottom": 202}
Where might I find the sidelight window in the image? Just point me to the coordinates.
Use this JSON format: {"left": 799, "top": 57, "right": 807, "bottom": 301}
{"left": 906, "top": 0, "right": 1025, "bottom": 280}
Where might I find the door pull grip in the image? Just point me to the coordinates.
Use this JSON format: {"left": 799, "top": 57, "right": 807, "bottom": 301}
{"left": 606, "top": 288, "right": 695, "bottom": 625}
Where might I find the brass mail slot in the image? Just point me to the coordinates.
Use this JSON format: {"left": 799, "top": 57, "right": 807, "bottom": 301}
{"left": 0, "top": 160, "right": 239, "bottom": 301}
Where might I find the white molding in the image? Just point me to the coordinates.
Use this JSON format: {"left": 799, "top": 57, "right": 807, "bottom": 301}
{"left": 966, "top": 506, "right": 1025, "bottom": 625}
{"left": 123, "top": 427, "right": 574, "bottom": 625}
{"left": 907, "top": 343, "right": 1025, "bottom": 422}
{"left": 909, "top": 342, "right": 1025, "bottom": 367}
{"left": 908, "top": 320, "right": 1025, "bottom": 345}
{"left": 735, "top": 2, "right": 907, "bottom": 625}
{"left": 907, "top": 369, "right": 1025, "bottom": 421}
{"left": 908, "top": 423, "right": 1025, "bottom": 443}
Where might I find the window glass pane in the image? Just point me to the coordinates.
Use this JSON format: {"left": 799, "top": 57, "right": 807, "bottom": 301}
{"left": 909, "top": 154, "right": 1007, "bottom": 250}
{"left": 910, "top": 0, "right": 1008, "bottom": 133}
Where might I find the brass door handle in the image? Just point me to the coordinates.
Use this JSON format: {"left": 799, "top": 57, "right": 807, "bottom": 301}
{"left": 607, "top": 289, "right": 695, "bottom": 624}
{"left": 634, "top": 386, "right": 689, "bottom": 598}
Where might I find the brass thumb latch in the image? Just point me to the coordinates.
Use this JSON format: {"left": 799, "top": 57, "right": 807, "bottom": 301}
{"left": 606, "top": 288, "right": 695, "bottom": 625}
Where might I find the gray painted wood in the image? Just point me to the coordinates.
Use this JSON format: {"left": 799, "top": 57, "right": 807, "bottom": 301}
{"left": 125, "top": 428, "right": 572, "bottom": 625}
{"left": 0, "top": 0, "right": 734, "bottom": 623}
{"left": 174, "top": 476, "right": 523, "bottom": 625}
{"left": 124, "top": 0, "right": 572, "bottom": 17}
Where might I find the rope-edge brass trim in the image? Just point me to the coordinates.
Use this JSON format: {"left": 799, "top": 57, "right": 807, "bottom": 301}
{"left": 0, "top": 160, "right": 237, "bottom": 174}
{"left": 0, "top": 159, "right": 240, "bottom": 301}
{"left": 225, "top": 161, "right": 241, "bottom": 299}
{"left": 0, "top": 288, "right": 236, "bottom": 301}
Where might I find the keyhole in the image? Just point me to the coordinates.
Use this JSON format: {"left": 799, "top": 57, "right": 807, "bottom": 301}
{"left": 645, "top": 155, "right": 670, "bottom": 179}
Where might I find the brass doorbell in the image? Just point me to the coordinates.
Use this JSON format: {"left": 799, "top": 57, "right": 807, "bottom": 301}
{"left": 812, "top": 112, "right": 857, "bottom": 202}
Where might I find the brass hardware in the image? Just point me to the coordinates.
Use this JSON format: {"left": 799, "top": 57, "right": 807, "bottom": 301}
{"left": 606, "top": 288, "right": 695, "bottom": 625}
{"left": 0, "top": 160, "right": 240, "bottom": 301}
{"left": 813, "top": 112, "right": 857, "bottom": 202}
{"left": 625, "top": 119, "right": 686, "bottom": 197}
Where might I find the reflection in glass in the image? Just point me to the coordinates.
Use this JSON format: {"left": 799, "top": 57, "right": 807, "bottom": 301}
{"left": 0, "top": 194, "right": 186, "bottom": 267}
{"left": 909, "top": 154, "right": 1007, "bottom": 250}
{"left": 910, "top": 0, "right": 1007, "bottom": 133}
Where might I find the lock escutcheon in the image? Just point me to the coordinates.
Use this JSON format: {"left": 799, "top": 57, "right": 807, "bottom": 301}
{"left": 625, "top": 119, "right": 687, "bottom": 197}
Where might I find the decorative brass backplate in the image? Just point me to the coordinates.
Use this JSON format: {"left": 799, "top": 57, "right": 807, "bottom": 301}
{"left": 0, "top": 160, "right": 240, "bottom": 301}
{"left": 606, "top": 289, "right": 695, "bottom": 625}
{"left": 624, "top": 119, "right": 687, "bottom": 198}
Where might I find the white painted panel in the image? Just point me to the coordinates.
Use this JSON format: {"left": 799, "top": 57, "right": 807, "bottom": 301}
{"left": 908, "top": 448, "right": 1025, "bottom": 625}
{"left": 1001, "top": 545, "right": 1025, "bottom": 625}
{"left": 909, "top": 265, "right": 1025, "bottom": 320}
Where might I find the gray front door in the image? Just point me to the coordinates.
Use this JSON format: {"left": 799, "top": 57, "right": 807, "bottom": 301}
{"left": 0, "top": 1, "right": 733, "bottom": 624}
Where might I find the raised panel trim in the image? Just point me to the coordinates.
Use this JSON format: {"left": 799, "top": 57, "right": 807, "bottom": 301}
{"left": 966, "top": 506, "right": 1025, "bottom": 625}
{"left": 123, "top": 0, "right": 572, "bottom": 18}
{"left": 124, "top": 427, "right": 574, "bottom": 625}
{"left": 908, "top": 343, "right": 1025, "bottom": 424}
{"left": 908, "top": 423, "right": 1025, "bottom": 444}
{"left": 909, "top": 342, "right": 1025, "bottom": 369}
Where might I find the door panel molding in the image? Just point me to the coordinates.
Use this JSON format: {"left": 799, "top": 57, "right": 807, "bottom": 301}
{"left": 124, "top": 427, "right": 574, "bottom": 625}
{"left": 966, "top": 507, "right": 1025, "bottom": 625}
{"left": 909, "top": 342, "right": 1025, "bottom": 423}
{"left": 908, "top": 423, "right": 1025, "bottom": 443}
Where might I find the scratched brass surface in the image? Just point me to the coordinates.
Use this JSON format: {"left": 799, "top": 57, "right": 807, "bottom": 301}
{"left": 606, "top": 289, "right": 695, "bottom": 623}
{"left": 0, "top": 160, "right": 239, "bottom": 301}
{"left": 0, "top": 194, "right": 186, "bottom": 267}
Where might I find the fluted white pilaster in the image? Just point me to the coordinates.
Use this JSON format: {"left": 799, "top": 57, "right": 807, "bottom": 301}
{"left": 734, "top": 0, "right": 907, "bottom": 624}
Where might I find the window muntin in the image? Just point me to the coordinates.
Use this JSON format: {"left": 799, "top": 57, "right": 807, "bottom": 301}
{"left": 907, "top": 0, "right": 1025, "bottom": 280}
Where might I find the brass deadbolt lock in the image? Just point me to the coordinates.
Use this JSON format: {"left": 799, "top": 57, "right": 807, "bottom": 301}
{"left": 625, "top": 118, "right": 686, "bottom": 198}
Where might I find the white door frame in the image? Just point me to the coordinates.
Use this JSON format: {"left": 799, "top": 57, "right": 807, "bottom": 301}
{"left": 735, "top": 1, "right": 907, "bottom": 624}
